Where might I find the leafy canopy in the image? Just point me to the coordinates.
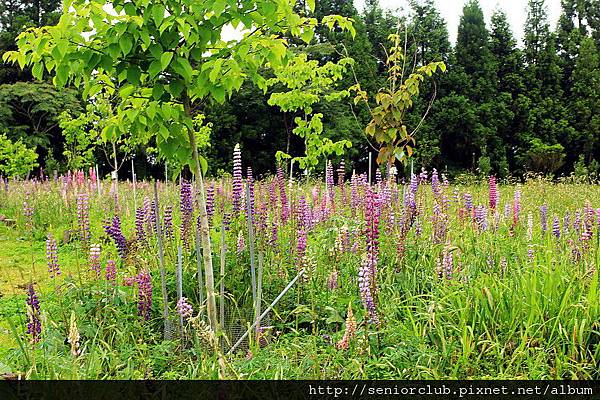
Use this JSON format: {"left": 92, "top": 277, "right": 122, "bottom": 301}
{"left": 0, "top": 133, "right": 38, "bottom": 178}
{"left": 5, "top": 0, "right": 355, "bottom": 172}
{"left": 268, "top": 52, "right": 354, "bottom": 170}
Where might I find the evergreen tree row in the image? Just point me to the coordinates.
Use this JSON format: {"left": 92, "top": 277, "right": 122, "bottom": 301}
{"left": 0, "top": 0, "right": 598, "bottom": 178}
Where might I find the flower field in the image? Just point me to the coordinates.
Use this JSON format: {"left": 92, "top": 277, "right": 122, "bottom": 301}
{"left": 0, "top": 160, "right": 599, "bottom": 379}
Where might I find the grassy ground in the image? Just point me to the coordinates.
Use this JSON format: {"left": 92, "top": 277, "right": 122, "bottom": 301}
{"left": 0, "top": 178, "right": 599, "bottom": 379}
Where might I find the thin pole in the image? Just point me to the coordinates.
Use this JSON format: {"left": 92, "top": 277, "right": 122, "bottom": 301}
{"left": 246, "top": 182, "right": 257, "bottom": 334}
{"left": 131, "top": 159, "right": 137, "bottom": 211}
{"left": 219, "top": 224, "right": 226, "bottom": 351}
{"left": 95, "top": 164, "right": 100, "bottom": 196}
{"left": 195, "top": 226, "right": 205, "bottom": 308}
{"left": 177, "top": 245, "right": 184, "bottom": 334}
{"left": 368, "top": 152, "right": 372, "bottom": 185}
{"left": 153, "top": 181, "right": 171, "bottom": 340}
{"left": 227, "top": 269, "right": 305, "bottom": 355}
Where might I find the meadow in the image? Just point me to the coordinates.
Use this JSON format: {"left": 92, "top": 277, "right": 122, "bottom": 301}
{"left": 0, "top": 159, "right": 599, "bottom": 379}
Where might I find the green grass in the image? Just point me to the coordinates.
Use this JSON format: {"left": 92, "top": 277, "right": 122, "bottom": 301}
{"left": 0, "top": 177, "right": 599, "bottom": 379}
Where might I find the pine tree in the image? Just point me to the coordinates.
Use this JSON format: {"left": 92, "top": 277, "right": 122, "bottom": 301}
{"left": 569, "top": 36, "right": 600, "bottom": 164}
{"left": 406, "top": 0, "right": 452, "bottom": 168}
{"left": 521, "top": 0, "right": 575, "bottom": 174}
{"left": 489, "top": 8, "right": 526, "bottom": 175}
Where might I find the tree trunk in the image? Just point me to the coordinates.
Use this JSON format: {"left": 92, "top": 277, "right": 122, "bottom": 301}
{"left": 183, "top": 92, "right": 218, "bottom": 333}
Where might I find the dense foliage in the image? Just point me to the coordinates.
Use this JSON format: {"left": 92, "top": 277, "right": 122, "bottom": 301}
{"left": 1, "top": 0, "right": 598, "bottom": 179}
{"left": 0, "top": 164, "right": 599, "bottom": 379}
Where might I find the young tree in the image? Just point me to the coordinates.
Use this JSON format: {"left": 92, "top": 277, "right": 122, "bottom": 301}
{"left": 6, "top": 0, "right": 353, "bottom": 335}
{"left": 0, "top": 133, "right": 38, "bottom": 178}
{"left": 351, "top": 30, "right": 445, "bottom": 169}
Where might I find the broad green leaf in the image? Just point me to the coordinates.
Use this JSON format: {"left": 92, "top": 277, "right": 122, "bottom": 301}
{"left": 32, "top": 62, "right": 44, "bottom": 80}
{"left": 149, "top": 60, "right": 162, "bottom": 79}
{"left": 209, "top": 59, "right": 223, "bottom": 82}
{"left": 126, "top": 66, "right": 141, "bottom": 85}
{"left": 152, "top": 84, "right": 164, "bottom": 100}
{"left": 119, "top": 33, "right": 133, "bottom": 56}
{"left": 152, "top": 4, "right": 165, "bottom": 27}
{"left": 161, "top": 52, "right": 173, "bottom": 70}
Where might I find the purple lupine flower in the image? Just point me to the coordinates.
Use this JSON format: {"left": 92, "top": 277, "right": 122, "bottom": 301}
{"left": 296, "top": 228, "right": 307, "bottom": 261}
{"left": 463, "top": 193, "right": 473, "bottom": 212}
{"left": 442, "top": 174, "right": 449, "bottom": 191}
{"left": 89, "top": 243, "right": 101, "bottom": 277}
{"left": 488, "top": 176, "right": 497, "bottom": 211}
{"left": 504, "top": 203, "right": 511, "bottom": 218}
{"left": 375, "top": 168, "right": 382, "bottom": 185}
{"left": 23, "top": 191, "right": 34, "bottom": 232}
{"left": 45, "top": 234, "right": 60, "bottom": 278}
{"left": 135, "top": 206, "right": 146, "bottom": 243}
{"left": 176, "top": 297, "right": 194, "bottom": 320}
{"left": 180, "top": 179, "right": 193, "bottom": 249}
{"left": 237, "top": 230, "right": 245, "bottom": 253}
{"left": 297, "top": 195, "right": 311, "bottom": 230}
{"left": 76, "top": 192, "right": 90, "bottom": 245}
{"left": 475, "top": 205, "right": 488, "bottom": 231}
{"left": 527, "top": 245, "right": 534, "bottom": 262}
{"left": 432, "top": 201, "right": 448, "bottom": 243}
{"left": 431, "top": 169, "right": 440, "bottom": 197}
{"left": 337, "top": 159, "right": 345, "bottom": 185}
{"left": 163, "top": 206, "right": 174, "bottom": 240}
{"left": 552, "top": 215, "right": 561, "bottom": 239}
{"left": 350, "top": 172, "right": 360, "bottom": 213}
{"left": 415, "top": 218, "right": 422, "bottom": 236}
{"left": 326, "top": 160, "right": 334, "bottom": 192}
{"left": 246, "top": 166, "right": 255, "bottom": 218}
{"left": 563, "top": 212, "right": 570, "bottom": 235}
{"left": 540, "top": 204, "right": 548, "bottom": 232}
{"left": 574, "top": 211, "right": 581, "bottom": 233}
{"left": 580, "top": 226, "right": 592, "bottom": 243}
{"left": 364, "top": 186, "right": 380, "bottom": 283}
{"left": 584, "top": 201, "right": 594, "bottom": 238}
{"left": 436, "top": 245, "right": 454, "bottom": 280}
{"left": 223, "top": 212, "right": 231, "bottom": 231}
{"left": 409, "top": 173, "right": 418, "bottom": 204}
{"left": 137, "top": 270, "right": 152, "bottom": 321}
{"left": 268, "top": 178, "right": 278, "bottom": 212}
{"left": 327, "top": 270, "right": 339, "bottom": 290}
{"left": 269, "top": 220, "right": 278, "bottom": 247}
{"left": 26, "top": 284, "right": 41, "bottom": 343}
{"left": 277, "top": 166, "right": 289, "bottom": 223}
{"left": 255, "top": 203, "right": 268, "bottom": 240}
{"left": 143, "top": 197, "right": 155, "bottom": 236}
{"left": 104, "top": 216, "right": 127, "bottom": 258}
{"left": 419, "top": 168, "right": 428, "bottom": 184}
{"left": 232, "top": 144, "right": 243, "bottom": 215}
{"left": 206, "top": 183, "right": 215, "bottom": 224}
{"left": 512, "top": 188, "right": 521, "bottom": 227}
{"left": 105, "top": 259, "right": 116, "bottom": 282}
{"left": 569, "top": 239, "right": 581, "bottom": 261}
{"left": 358, "top": 254, "right": 379, "bottom": 325}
